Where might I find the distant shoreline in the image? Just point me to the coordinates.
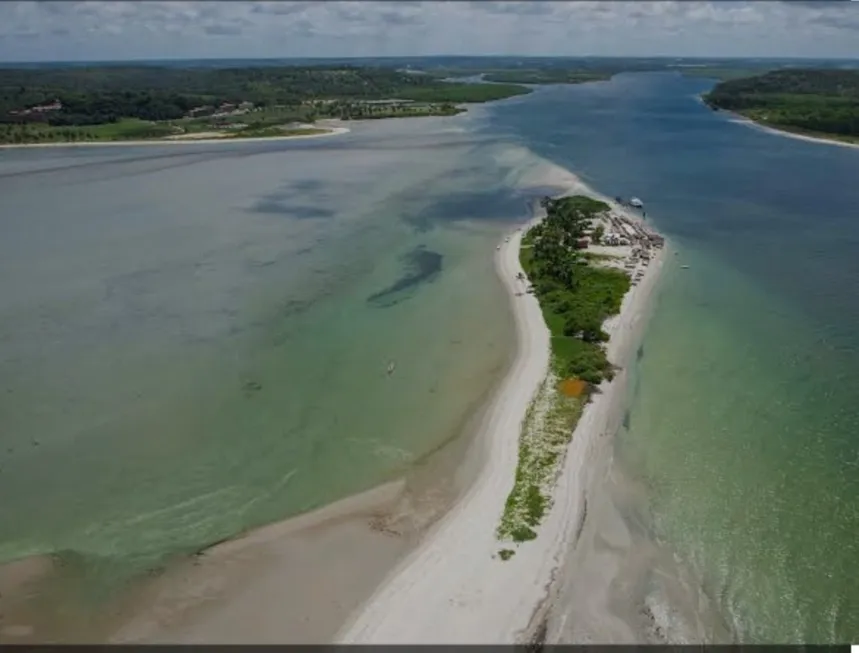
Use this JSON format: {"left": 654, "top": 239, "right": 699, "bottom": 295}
{"left": 700, "top": 95, "right": 859, "bottom": 151}
{"left": 731, "top": 115, "right": 859, "bottom": 150}
{"left": 0, "top": 125, "right": 351, "bottom": 150}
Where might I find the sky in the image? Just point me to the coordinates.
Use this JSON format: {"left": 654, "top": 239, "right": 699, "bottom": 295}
{"left": 0, "top": 1, "right": 858, "bottom": 63}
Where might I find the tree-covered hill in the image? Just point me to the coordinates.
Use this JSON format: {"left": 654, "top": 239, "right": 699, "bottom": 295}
{"left": 0, "top": 65, "right": 530, "bottom": 128}
{"left": 704, "top": 69, "right": 859, "bottom": 140}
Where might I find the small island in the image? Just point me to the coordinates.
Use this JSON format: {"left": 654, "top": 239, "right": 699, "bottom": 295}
{"left": 703, "top": 68, "right": 859, "bottom": 146}
{"left": 0, "top": 65, "right": 532, "bottom": 146}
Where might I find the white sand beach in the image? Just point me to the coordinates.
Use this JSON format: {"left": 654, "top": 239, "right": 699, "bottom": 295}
{"left": 337, "top": 200, "right": 665, "bottom": 644}
{"left": 0, "top": 125, "right": 350, "bottom": 150}
{"left": 729, "top": 116, "right": 859, "bottom": 150}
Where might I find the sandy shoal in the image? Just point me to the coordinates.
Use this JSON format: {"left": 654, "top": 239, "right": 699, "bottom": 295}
{"left": 1, "top": 474, "right": 460, "bottom": 644}
{"left": 1, "top": 338, "right": 501, "bottom": 644}
{"left": 336, "top": 198, "right": 666, "bottom": 644}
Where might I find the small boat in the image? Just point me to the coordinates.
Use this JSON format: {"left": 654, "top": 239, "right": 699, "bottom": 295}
{"left": 387, "top": 361, "right": 396, "bottom": 375}
{"left": 496, "top": 245, "right": 501, "bottom": 250}
{"left": 629, "top": 197, "right": 644, "bottom": 208}
{"left": 681, "top": 265, "right": 690, "bottom": 269}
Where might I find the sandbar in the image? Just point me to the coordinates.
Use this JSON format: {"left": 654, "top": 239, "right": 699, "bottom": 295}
{"left": 336, "top": 193, "right": 666, "bottom": 644}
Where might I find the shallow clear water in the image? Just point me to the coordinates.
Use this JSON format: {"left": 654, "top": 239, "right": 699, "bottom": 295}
{"left": 0, "top": 112, "right": 573, "bottom": 595}
{"left": 485, "top": 73, "right": 859, "bottom": 642}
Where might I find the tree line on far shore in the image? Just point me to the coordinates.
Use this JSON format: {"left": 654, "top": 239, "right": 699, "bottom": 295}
{"left": 704, "top": 68, "right": 859, "bottom": 139}
{"left": 523, "top": 195, "right": 630, "bottom": 388}
{"left": 0, "top": 65, "right": 530, "bottom": 132}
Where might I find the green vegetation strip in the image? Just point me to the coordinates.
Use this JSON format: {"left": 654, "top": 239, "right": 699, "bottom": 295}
{"left": 496, "top": 373, "right": 585, "bottom": 549}
{"left": 0, "top": 65, "right": 530, "bottom": 145}
{"left": 496, "top": 196, "right": 631, "bottom": 555}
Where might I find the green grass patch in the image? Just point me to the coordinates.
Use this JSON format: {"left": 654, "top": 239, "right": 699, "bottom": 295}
{"left": 498, "top": 548, "right": 515, "bottom": 561}
{"left": 0, "top": 118, "right": 175, "bottom": 143}
{"left": 496, "top": 372, "right": 586, "bottom": 544}
{"left": 231, "top": 126, "right": 327, "bottom": 139}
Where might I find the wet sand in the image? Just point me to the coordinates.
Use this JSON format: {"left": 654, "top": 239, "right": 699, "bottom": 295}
{"left": 1, "top": 478, "right": 453, "bottom": 643}
{"left": 0, "top": 483, "right": 403, "bottom": 643}
{"left": 105, "top": 382, "right": 504, "bottom": 645}
{"left": 108, "top": 481, "right": 413, "bottom": 644}
{"left": 0, "top": 307, "right": 510, "bottom": 645}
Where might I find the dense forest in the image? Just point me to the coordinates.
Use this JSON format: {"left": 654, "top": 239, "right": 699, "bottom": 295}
{"left": 523, "top": 195, "right": 630, "bottom": 387}
{"left": 0, "top": 65, "right": 530, "bottom": 138}
{"left": 704, "top": 69, "right": 859, "bottom": 139}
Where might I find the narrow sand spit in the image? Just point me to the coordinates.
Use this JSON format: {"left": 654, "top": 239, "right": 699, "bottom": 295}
{"left": 0, "top": 125, "right": 350, "bottom": 150}
{"left": 337, "top": 202, "right": 665, "bottom": 644}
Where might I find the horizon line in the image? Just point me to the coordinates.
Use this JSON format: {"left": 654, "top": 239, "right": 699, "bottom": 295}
{"left": 2, "top": 54, "right": 859, "bottom": 66}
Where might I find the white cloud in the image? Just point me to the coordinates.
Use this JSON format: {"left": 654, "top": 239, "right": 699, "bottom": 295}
{"left": 0, "top": 1, "right": 857, "bottom": 62}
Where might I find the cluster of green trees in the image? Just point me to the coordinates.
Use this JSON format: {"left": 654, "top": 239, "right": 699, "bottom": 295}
{"left": 523, "top": 195, "right": 630, "bottom": 387}
{"left": 0, "top": 65, "right": 530, "bottom": 131}
{"left": 704, "top": 69, "right": 859, "bottom": 138}
{"left": 322, "top": 100, "right": 462, "bottom": 121}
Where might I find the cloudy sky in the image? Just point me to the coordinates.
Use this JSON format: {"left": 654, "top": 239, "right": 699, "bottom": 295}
{"left": 1, "top": 1, "right": 858, "bottom": 62}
